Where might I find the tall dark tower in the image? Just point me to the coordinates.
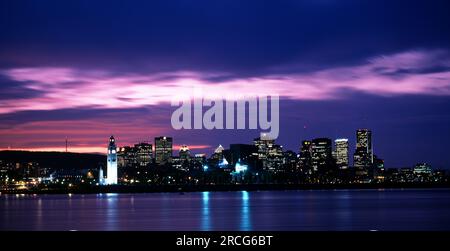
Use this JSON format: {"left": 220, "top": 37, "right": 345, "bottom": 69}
{"left": 353, "top": 129, "right": 373, "bottom": 177}
{"left": 299, "top": 140, "right": 312, "bottom": 173}
{"left": 311, "top": 138, "right": 333, "bottom": 173}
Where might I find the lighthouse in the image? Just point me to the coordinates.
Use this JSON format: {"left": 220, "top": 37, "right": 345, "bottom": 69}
{"left": 106, "top": 135, "right": 118, "bottom": 185}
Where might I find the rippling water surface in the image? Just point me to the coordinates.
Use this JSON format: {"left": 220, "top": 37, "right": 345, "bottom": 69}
{"left": 1, "top": 189, "right": 449, "bottom": 230}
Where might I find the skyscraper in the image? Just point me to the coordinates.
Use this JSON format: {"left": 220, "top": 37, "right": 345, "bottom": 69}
{"left": 254, "top": 133, "right": 275, "bottom": 161}
{"left": 253, "top": 134, "right": 282, "bottom": 171}
{"left": 211, "top": 144, "right": 225, "bottom": 160}
{"left": 135, "top": 142, "right": 153, "bottom": 166}
{"left": 117, "top": 146, "right": 135, "bottom": 168}
{"left": 106, "top": 135, "right": 118, "bottom": 185}
{"left": 155, "top": 136, "right": 173, "bottom": 165}
{"left": 311, "top": 138, "right": 332, "bottom": 173}
{"left": 353, "top": 129, "right": 373, "bottom": 177}
{"left": 179, "top": 145, "right": 191, "bottom": 160}
{"left": 229, "top": 144, "right": 257, "bottom": 166}
{"left": 299, "top": 140, "right": 312, "bottom": 173}
{"left": 334, "top": 138, "right": 349, "bottom": 170}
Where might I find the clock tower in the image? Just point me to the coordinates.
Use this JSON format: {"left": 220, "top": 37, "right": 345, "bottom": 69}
{"left": 106, "top": 135, "right": 118, "bottom": 185}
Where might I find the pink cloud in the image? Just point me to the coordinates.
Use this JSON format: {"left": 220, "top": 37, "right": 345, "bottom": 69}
{"left": 1, "top": 49, "right": 450, "bottom": 115}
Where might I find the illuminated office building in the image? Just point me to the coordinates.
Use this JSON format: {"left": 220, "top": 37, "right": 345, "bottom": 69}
{"left": 155, "top": 136, "right": 173, "bottom": 165}
{"left": 179, "top": 145, "right": 191, "bottom": 160}
{"left": 334, "top": 138, "right": 349, "bottom": 170}
{"left": 299, "top": 140, "right": 312, "bottom": 173}
{"left": 135, "top": 142, "right": 153, "bottom": 166}
{"left": 253, "top": 134, "right": 283, "bottom": 171}
{"left": 413, "top": 163, "right": 432, "bottom": 175}
{"left": 353, "top": 129, "right": 373, "bottom": 177}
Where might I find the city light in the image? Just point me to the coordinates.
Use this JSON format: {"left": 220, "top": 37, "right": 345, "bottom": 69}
{"left": 235, "top": 162, "right": 248, "bottom": 173}
{"left": 218, "top": 158, "right": 229, "bottom": 168}
{"left": 0, "top": 130, "right": 448, "bottom": 192}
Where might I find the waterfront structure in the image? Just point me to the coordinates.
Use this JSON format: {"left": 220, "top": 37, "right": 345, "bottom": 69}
{"left": 334, "top": 138, "right": 349, "bottom": 170}
{"left": 155, "top": 136, "right": 173, "bottom": 165}
{"left": 105, "top": 135, "right": 118, "bottom": 185}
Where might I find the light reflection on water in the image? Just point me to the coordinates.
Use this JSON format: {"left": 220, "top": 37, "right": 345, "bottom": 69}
{"left": 1, "top": 189, "right": 450, "bottom": 231}
{"left": 201, "top": 191, "right": 210, "bottom": 230}
{"left": 105, "top": 194, "right": 119, "bottom": 231}
{"left": 240, "top": 191, "right": 251, "bottom": 231}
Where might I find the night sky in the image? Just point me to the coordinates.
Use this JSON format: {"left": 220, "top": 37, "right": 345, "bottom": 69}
{"left": 1, "top": 0, "right": 450, "bottom": 168}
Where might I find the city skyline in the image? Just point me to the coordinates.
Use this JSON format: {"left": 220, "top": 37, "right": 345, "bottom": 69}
{"left": 2, "top": 129, "right": 445, "bottom": 191}
{"left": 1, "top": 0, "right": 450, "bottom": 169}
{"left": 3, "top": 1, "right": 450, "bottom": 239}
{"left": 0, "top": 127, "right": 444, "bottom": 170}
{"left": 94, "top": 129, "right": 422, "bottom": 170}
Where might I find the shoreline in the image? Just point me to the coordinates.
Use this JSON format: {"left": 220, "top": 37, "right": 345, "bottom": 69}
{"left": 2, "top": 182, "right": 449, "bottom": 195}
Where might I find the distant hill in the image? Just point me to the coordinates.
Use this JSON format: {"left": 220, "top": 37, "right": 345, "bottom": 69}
{"left": 0, "top": 151, "right": 105, "bottom": 170}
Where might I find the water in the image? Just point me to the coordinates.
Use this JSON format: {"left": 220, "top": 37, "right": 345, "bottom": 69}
{"left": 1, "top": 189, "right": 450, "bottom": 231}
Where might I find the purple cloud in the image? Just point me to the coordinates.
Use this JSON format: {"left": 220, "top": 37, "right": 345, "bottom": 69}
{"left": 0, "top": 49, "right": 449, "bottom": 115}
